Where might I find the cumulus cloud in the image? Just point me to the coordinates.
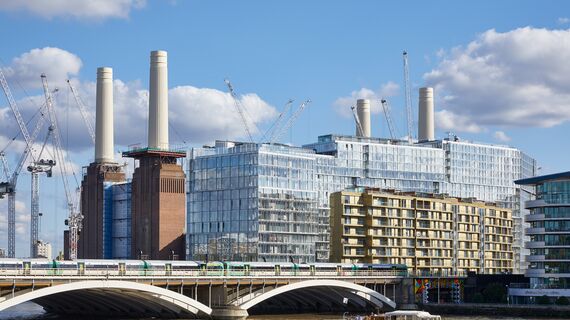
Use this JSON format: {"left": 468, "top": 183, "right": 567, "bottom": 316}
{"left": 1, "top": 47, "right": 82, "bottom": 89}
{"left": 0, "top": 47, "right": 278, "bottom": 159}
{"left": 558, "top": 17, "right": 570, "bottom": 25}
{"left": 424, "top": 27, "right": 570, "bottom": 132}
{"left": 333, "top": 81, "right": 400, "bottom": 117}
{"left": 494, "top": 130, "right": 511, "bottom": 142}
{"left": 435, "top": 110, "right": 483, "bottom": 133}
{"left": 169, "top": 86, "right": 277, "bottom": 144}
{"left": 0, "top": 0, "right": 146, "bottom": 20}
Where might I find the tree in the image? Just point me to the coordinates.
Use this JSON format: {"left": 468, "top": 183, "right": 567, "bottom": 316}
{"left": 472, "top": 293, "right": 484, "bottom": 303}
{"left": 536, "top": 295, "right": 551, "bottom": 305}
{"left": 482, "top": 283, "right": 506, "bottom": 303}
{"left": 555, "top": 296, "right": 570, "bottom": 305}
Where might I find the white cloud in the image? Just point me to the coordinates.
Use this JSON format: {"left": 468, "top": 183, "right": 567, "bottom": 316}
{"left": 493, "top": 130, "right": 511, "bottom": 142}
{"left": 333, "top": 81, "right": 400, "bottom": 117}
{"left": 0, "top": 47, "right": 279, "bottom": 161}
{"left": 558, "top": 17, "right": 570, "bottom": 25}
{"left": 424, "top": 27, "right": 570, "bottom": 133}
{"left": 1, "top": 47, "right": 82, "bottom": 89}
{"left": 168, "top": 85, "right": 277, "bottom": 144}
{"left": 0, "top": 0, "right": 146, "bottom": 20}
{"left": 435, "top": 110, "right": 483, "bottom": 134}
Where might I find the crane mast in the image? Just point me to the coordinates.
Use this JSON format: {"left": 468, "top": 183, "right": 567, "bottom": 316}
{"left": 269, "top": 99, "right": 311, "bottom": 144}
{"left": 380, "top": 99, "right": 397, "bottom": 140}
{"left": 224, "top": 79, "right": 254, "bottom": 143}
{"left": 27, "top": 125, "right": 55, "bottom": 257}
{"left": 41, "top": 74, "right": 81, "bottom": 259}
{"left": 403, "top": 51, "right": 414, "bottom": 143}
{"left": 351, "top": 105, "right": 364, "bottom": 137}
{"left": 67, "top": 80, "right": 96, "bottom": 145}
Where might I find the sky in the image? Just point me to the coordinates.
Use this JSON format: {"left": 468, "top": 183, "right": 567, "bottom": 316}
{"left": 0, "top": 0, "right": 569, "bottom": 258}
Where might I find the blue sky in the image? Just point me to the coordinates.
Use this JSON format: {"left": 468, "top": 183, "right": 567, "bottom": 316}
{"left": 1, "top": 0, "right": 569, "bottom": 257}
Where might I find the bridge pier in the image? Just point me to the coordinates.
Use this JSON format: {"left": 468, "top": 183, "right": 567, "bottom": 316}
{"left": 211, "top": 306, "right": 248, "bottom": 320}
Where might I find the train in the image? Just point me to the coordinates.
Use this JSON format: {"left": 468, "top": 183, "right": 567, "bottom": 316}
{"left": 0, "top": 259, "right": 408, "bottom": 277}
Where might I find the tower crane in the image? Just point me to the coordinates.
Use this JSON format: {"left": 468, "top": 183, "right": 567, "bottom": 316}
{"left": 269, "top": 99, "right": 311, "bottom": 144}
{"left": 380, "top": 99, "right": 398, "bottom": 140}
{"left": 350, "top": 105, "right": 364, "bottom": 137}
{"left": 403, "top": 51, "right": 414, "bottom": 143}
{"left": 224, "top": 79, "right": 255, "bottom": 143}
{"left": 67, "top": 80, "right": 95, "bottom": 145}
{"left": 41, "top": 74, "right": 82, "bottom": 260}
{"left": 0, "top": 69, "right": 51, "bottom": 257}
{"left": 27, "top": 125, "right": 55, "bottom": 258}
{"left": 261, "top": 99, "right": 294, "bottom": 143}
{"left": 0, "top": 110, "right": 49, "bottom": 257}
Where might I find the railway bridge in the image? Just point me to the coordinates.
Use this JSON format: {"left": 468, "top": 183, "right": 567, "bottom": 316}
{"left": 0, "top": 271, "right": 410, "bottom": 319}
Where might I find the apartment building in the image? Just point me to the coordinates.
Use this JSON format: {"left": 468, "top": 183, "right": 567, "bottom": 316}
{"left": 330, "top": 188, "right": 513, "bottom": 275}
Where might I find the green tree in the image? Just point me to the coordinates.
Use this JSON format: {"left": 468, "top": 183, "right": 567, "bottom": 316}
{"left": 472, "top": 292, "right": 484, "bottom": 303}
{"left": 555, "top": 296, "right": 570, "bottom": 305}
{"left": 536, "top": 295, "right": 551, "bottom": 305}
{"left": 482, "top": 283, "right": 506, "bottom": 303}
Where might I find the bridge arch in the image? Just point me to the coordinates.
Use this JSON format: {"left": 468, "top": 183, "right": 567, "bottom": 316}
{"left": 240, "top": 279, "right": 396, "bottom": 312}
{"left": 0, "top": 280, "right": 212, "bottom": 318}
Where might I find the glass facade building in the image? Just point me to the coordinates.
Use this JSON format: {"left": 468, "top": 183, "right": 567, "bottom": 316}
{"left": 187, "top": 141, "right": 318, "bottom": 262}
{"left": 187, "top": 134, "right": 536, "bottom": 270}
{"left": 516, "top": 172, "right": 570, "bottom": 289}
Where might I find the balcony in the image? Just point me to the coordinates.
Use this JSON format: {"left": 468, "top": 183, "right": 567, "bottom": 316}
{"left": 525, "top": 268, "right": 545, "bottom": 277}
{"left": 525, "top": 199, "right": 547, "bottom": 209}
{"left": 525, "top": 227, "right": 545, "bottom": 235}
{"left": 525, "top": 241, "right": 545, "bottom": 249}
{"left": 526, "top": 254, "right": 545, "bottom": 262}
{"left": 525, "top": 214, "right": 545, "bottom": 222}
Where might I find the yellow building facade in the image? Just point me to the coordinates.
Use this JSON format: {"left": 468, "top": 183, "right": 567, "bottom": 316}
{"left": 330, "top": 188, "right": 513, "bottom": 275}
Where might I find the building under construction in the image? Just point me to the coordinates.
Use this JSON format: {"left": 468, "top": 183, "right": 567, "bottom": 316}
{"left": 187, "top": 88, "right": 537, "bottom": 273}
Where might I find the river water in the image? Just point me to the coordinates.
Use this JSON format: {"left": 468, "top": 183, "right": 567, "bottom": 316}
{"left": 0, "top": 303, "right": 565, "bottom": 320}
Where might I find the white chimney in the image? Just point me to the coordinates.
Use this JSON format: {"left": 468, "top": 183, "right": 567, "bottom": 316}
{"left": 418, "top": 87, "right": 435, "bottom": 141}
{"left": 356, "top": 99, "right": 371, "bottom": 138}
{"left": 95, "top": 67, "right": 114, "bottom": 163}
{"left": 148, "top": 50, "right": 169, "bottom": 150}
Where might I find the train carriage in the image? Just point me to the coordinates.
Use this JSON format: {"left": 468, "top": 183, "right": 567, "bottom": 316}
{"left": 0, "top": 258, "right": 408, "bottom": 278}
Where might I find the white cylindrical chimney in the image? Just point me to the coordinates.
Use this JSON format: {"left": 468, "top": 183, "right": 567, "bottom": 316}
{"left": 356, "top": 99, "right": 371, "bottom": 137}
{"left": 95, "top": 67, "right": 114, "bottom": 163}
{"left": 148, "top": 50, "right": 169, "bottom": 150}
{"left": 418, "top": 87, "right": 435, "bottom": 141}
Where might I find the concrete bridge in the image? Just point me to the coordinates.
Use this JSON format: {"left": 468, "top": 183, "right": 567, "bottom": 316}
{"left": 0, "top": 272, "right": 408, "bottom": 319}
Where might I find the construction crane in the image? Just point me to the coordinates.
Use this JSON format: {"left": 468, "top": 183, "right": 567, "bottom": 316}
{"left": 67, "top": 80, "right": 95, "bottom": 144}
{"left": 224, "top": 79, "right": 255, "bottom": 143}
{"left": 261, "top": 99, "right": 294, "bottom": 143}
{"left": 41, "top": 74, "right": 82, "bottom": 260}
{"left": 350, "top": 105, "right": 364, "bottom": 137}
{"left": 0, "top": 69, "right": 50, "bottom": 257}
{"left": 0, "top": 110, "right": 49, "bottom": 257}
{"left": 380, "top": 99, "right": 397, "bottom": 140}
{"left": 403, "top": 51, "right": 414, "bottom": 143}
{"left": 0, "top": 152, "right": 11, "bottom": 198}
{"left": 27, "top": 125, "right": 55, "bottom": 258}
{"left": 269, "top": 99, "right": 311, "bottom": 144}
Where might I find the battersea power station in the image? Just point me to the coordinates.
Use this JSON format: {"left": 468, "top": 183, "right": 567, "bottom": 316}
{"left": 74, "top": 50, "right": 536, "bottom": 276}
{"left": 77, "top": 51, "right": 186, "bottom": 260}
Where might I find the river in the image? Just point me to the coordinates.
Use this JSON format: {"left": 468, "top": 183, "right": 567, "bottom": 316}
{"left": 0, "top": 303, "right": 565, "bottom": 320}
